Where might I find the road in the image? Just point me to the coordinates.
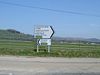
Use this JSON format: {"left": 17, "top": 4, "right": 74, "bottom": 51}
{"left": 0, "top": 56, "right": 100, "bottom": 75}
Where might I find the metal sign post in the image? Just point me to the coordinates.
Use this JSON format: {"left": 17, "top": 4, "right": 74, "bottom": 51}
{"left": 37, "top": 39, "right": 39, "bottom": 52}
{"left": 48, "top": 45, "right": 50, "bottom": 52}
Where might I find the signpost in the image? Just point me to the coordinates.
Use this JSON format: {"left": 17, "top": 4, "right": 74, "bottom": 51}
{"left": 34, "top": 25, "right": 54, "bottom": 52}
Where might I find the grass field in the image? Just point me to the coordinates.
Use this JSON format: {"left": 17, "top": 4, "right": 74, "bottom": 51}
{"left": 0, "top": 40, "right": 100, "bottom": 57}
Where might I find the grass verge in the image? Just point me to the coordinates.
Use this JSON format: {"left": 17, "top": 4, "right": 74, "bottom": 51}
{"left": 0, "top": 48, "right": 100, "bottom": 57}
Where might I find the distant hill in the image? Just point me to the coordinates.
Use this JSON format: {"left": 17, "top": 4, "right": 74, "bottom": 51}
{"left": 0, "top": 29, "right": 100, "bottom": 43}
{"left": 86, "top": 38, "right": 100, "bottom": 43}
{"left": 52, "top": 37, "right": 100, "bottom": 43}
{"left": 0, "top": 29, "right": 33, "bottom": 41}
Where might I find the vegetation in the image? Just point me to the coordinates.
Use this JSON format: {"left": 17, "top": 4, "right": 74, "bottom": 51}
{"left": 0, "top": 29, "right": 100, "bottom": 57}
{"left": 0, "top": 29, "right": 33, "bottom": 41}
{"left": 0, "top": 40, "right": 100, "bottom": 57}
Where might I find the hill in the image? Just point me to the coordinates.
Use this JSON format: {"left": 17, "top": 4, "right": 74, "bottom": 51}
{"left": 0, "top": 29, "right": 33, "bottom": 41}
{"left": 0, "top": 29, "right": 100, "bottom": 43}
{"left": 52, "top": 37, "right": 100, "bottom": 44}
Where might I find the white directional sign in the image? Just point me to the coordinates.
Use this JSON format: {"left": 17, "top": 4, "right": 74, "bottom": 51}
{"left": 34, "top": 26, "right": 54, "bottom": 39}
{"left": 39, "top": 39, "right": 51, "bottom": 45}
{"left": 34, "top": 25, "right": 54, "bottom": 52}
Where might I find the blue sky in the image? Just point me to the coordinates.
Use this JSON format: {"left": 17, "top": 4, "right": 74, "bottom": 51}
{"left": 0, "top": 0, "right": 100, "bottom": 39}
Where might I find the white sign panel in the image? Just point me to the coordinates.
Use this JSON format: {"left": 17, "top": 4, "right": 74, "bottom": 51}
{"left": 34, "top": 26, "right": 54, "bottom": 39}
{"left": 39, "top": 39, "right": 51, "bottom": 45}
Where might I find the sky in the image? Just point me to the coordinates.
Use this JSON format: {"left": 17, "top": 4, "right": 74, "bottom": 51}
{"left": 0, "top": 0, "right": 100, "bottom": 39}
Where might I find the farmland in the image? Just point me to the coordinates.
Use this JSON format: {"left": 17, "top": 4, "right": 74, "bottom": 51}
{"left": 0, "top": 39, "right": 100, "bottom": 57}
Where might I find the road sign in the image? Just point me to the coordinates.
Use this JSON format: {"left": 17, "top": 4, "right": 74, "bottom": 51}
{"left": 34, "top": 26, "right": 54, "bottom": 39}
{"left": 38, "top": 39, "right": 51, "bottom": 45}
{"left": 34, "top": 25, "right": 54, "bottom": 52}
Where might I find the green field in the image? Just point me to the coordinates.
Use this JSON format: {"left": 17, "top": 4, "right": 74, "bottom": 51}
{"left": 0, "top": 40, "right": 100, "bottom": 57}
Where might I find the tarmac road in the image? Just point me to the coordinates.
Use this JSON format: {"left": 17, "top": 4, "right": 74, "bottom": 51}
{"left": 0, "top": 56, "right": 100, "bottom": 75}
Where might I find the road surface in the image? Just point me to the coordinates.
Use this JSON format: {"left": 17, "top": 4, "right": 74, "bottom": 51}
{"left": 0, "top": 56, "right": 100, "bottom": 75}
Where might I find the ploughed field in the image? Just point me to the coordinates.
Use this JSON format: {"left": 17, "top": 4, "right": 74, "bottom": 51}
{"left": 0, "top": 40, "right": 100, "bottom": 57}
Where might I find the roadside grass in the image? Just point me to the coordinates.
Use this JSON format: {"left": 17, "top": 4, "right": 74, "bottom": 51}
{"left": 0, "top": 40, "right": 100, "bottom": 57}
{"left": 0, "top": 48, "right": 100, "bottom": 57}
